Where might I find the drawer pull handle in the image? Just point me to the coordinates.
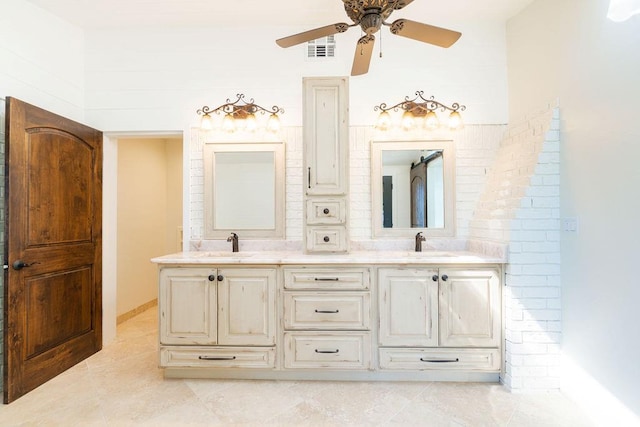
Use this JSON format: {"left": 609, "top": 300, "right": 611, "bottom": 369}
{"left": 420, "top": 358, "right": 459, "bottom": 363}
{"left": 315, "top": 349, "right": 340, "bottom": 354}
{"left": 323, "top": 236, "right": 330, "bottom": 242}
{"left": 323, "top": 208, "right": 330, "bottom": 214}
{"left": 314, "top": 277, "right": 340, "bottom": 281}
{"left": 198, "top": 356, "right": 237, "bottom": 361}
{"left": 315, "top": 309, "right": 340, "bottom": 314}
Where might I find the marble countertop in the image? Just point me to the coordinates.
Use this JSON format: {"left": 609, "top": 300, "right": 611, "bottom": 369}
{"left": 151, "top": 250, "right": 505, "bottom": 265}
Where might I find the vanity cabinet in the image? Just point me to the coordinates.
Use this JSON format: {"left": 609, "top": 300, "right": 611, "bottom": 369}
{"left": 378, "top": 267, "right": 501, "bottom": 371}
{"left": 159, "top": 267, "right": 277, "bottom": 368}
{"left": 303, "top": 77, "right": 349, "bottom": 253}
{"left": 282, "top": 267, "right": 372, "bottom": 370}
{"left": 153, "top": 255, "right": 503, "bottom": 380}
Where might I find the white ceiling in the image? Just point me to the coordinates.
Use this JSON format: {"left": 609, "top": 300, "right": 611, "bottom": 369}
{"left": 25, "top": 0, "right": 535, "bottom": 30}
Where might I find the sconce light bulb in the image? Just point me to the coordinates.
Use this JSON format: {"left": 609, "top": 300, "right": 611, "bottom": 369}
{"left": 200, "top": 113, "right": 213, "bottom": 130}
{"left": 424, "top": 111, "right": 440, "bottom": 130}
{"left": 245, "top": 113, "right": 258, "bottom": 132}
{"left": 376, "top": 111, "right": 392, "bottom": 131}
{"left": 448, "top": 110, "right": 463, "bottom": 130}
{"left": 401, "top": 110, "right": 415, "bottom": 131}
{"left": 267, "top": 114, "right": 281, "bottom": 132}
{"left": 222, "top": 113, "right": 236, "bottom": 133}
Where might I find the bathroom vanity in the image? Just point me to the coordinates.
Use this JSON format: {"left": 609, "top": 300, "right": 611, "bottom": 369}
{"left": 152, "top": 251, "right": 503, "bottom": 382}
{"left": 159, "top": 76, "right": 506, "bottom": 383}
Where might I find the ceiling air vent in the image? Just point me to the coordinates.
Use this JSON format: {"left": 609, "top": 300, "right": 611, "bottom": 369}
{"left": 307, "top": 35, "right": 336, "bottom": 58}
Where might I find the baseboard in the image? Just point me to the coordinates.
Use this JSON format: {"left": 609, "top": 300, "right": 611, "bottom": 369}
{"left": 117, "top": 299, "right": 158, "bottom": 324}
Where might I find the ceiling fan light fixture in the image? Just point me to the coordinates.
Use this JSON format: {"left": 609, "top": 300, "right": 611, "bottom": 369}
{"left": 275, "top": 0, "right": 461, "bottom": 76}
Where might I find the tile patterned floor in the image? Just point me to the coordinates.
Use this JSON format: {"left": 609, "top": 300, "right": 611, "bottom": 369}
{"left": 0, "top": 307, "right": 595, "bottom": 426}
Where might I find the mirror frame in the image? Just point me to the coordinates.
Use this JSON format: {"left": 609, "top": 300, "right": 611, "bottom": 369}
{"left": 371, "top": 140, "right": 455, "bottom": 238}
{"left": 203, "top": 141, "right": 285, "bottom": 239}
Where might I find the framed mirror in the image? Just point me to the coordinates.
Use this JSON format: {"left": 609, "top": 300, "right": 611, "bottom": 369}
{"left": 204, "top": 142, "right": 285, "bottom": 239}
{"left": 371, "top": 140, "right": 455, "bottom": 238}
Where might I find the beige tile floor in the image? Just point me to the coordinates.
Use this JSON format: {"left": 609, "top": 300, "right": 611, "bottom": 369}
{"left": 0, "top": 307, "right": 594, "bottom": 426}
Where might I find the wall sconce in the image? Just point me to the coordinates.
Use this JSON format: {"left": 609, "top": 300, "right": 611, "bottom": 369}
{"left": 374, "top": 91, "right": 466, "bottom": 131}
{"left": 197, "top": 94, "right": 284, "bottom": 133}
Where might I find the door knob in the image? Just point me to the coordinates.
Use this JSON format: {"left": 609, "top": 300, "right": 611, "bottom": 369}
{"left": 208, "top": 275, "right": 216, "bottom": 282}
{"left": 217, "top": 275, "right": 224, "bottom": 282}
{"left": 432, "top": 275, "right": 439, "bottom": 282}
{"left": 441, "top": 274, "right": 449, "bottom": 281}
{"left": 12, "top": 260, "right": 37, "bottom": 270}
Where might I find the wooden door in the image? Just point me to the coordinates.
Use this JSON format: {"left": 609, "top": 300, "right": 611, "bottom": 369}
{"left": 438, "top": 268, "right": 501, "bottom": 347}
{"left": 378, "top": 268, "right": 438, "bottom": 347}
{"left": 4, "top": 97, "right": 103, "bottom": 403}
{"left": 159, "top": 268, "right": 218, "bottom": 345}
{"left": 217, "top": 268, "right": 276, "bottom": 346}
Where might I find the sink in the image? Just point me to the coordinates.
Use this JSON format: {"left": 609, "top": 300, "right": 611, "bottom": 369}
{"left": 406, "top": 251, "right": 457, "bottom": 257}
{"left": 369, "top": 251, "right": 459, "bottom": 259}
{"left": 196, "top": 251, "right": 257, "bottom": 258}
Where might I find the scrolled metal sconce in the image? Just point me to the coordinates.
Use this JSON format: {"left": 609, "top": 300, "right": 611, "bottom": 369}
{"left": 374, "top": 90, "right": 465, "bottom": 131}
{"left": 197, "top": 94, "right": 284, "bottom": 133}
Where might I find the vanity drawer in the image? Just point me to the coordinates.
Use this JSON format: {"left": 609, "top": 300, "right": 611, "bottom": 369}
{"left": 284, "top": 332, "right": 371, "bottom": 369}
{"left": 306, "top": 199, "right": 346, "bottom": 224}
{"left": 284, "top": 267, "right": 370, "bottom": 290}
{"left": 283, "top": 292, "right": 370, "bottom": 330}
{"left": 160, "top": 346, "right": 276, "bottom": 368}
{"left": 379, "top": 348, "right": 500, "bottom": 371}
{"left": 306, "top": 226, "right": 348, "bottom": 253}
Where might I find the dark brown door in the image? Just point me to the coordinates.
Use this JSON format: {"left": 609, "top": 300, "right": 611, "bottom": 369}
{"left": 3, "top": 97, "right": 102, "bottom": 403}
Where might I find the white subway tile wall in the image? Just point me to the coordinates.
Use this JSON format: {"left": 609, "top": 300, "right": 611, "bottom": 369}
{"left": 469, "top": 105, "right": 561, "bottom": 390}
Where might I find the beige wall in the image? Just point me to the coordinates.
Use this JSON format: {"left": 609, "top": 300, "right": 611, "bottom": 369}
{"left": 508, "top": 0, "right": 640, "bottom": 420}
{"left": 117, "top": 138, "right": 183, "bottom": 316}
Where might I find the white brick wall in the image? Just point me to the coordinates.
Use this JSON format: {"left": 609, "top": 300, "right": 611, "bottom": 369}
{"left": 469, "top": 105, "right": 562, "bottom": 391}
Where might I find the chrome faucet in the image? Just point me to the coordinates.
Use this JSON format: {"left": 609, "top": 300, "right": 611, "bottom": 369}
{"left": 415, "top": 232, "right": 426, "bottom": 252}
{"left": 227, "top": 232, "right": 239, "bottom": 252}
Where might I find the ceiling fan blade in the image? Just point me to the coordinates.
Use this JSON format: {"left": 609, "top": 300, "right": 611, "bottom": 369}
{"left": 276, "top": 23, "right": 350, "bottom": 48}
{"left": 389, "top": 19, "right": 461, "bottom": 48}
{"left": 351, "top": 35, "right": 375, "bottom": 76}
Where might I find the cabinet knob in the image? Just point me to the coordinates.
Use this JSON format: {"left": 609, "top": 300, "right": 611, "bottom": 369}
{"left": 441, "top": 274, "right": 448, "bottom": 281}
{"left": 323, "top": 208, "right": 330, "bottom": 215}
{"left": 208, "top": 275, "right": 216, "bottom": 282}
{"left": 432, "top": 275, "right": 439, "bottom": 282}
{"left": 323, "top": 236, "right": 330, "bottom": 243}
{"left": 217, "top": 275, "right": 224, "bottom": 282}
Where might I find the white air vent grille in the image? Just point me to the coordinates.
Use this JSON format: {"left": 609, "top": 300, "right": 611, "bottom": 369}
{"left": 307, "top": 36, "right": 336, "bottom": 58}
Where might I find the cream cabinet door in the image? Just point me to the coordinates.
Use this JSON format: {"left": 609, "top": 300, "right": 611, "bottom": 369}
{"left": 159, "top": 268, "right": 217, "bottom": 345}
{"left": 217, "top": 268, "right": 277, "bottom": 346}
{"left": 378, "top": 268, "right": 439, "bottom": 347}
{"left": 438, "top": 268, "right": 501, "bottom": 347}
{"left": 303, "top": 77, "right": 349, "bottom": 196}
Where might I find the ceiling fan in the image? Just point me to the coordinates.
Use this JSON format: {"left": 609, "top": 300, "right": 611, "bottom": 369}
{"left": 276, "top": 0, "right": 462, "bottom": 76}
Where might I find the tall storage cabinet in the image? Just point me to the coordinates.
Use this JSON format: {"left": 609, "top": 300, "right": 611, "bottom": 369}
{"left": 303, "top": 77, "right": 349, "bottom": 253}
